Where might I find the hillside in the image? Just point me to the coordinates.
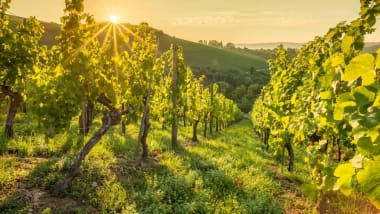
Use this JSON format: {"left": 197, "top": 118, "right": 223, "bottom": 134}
{"left": 363, "top": 42, "right": 380, "bottom": 53}
{"left": 9, "top": 15, "right": 267, "bottom": 73}
{"left": 8, "top": 15, "right": 60, "bottom": 48}
{"left": 8, "top": 15, "right": 269, "bottom": 112}
{"left": 236, "top": 42, "right": 303, "bottom": 50}
{"left": 156, "top": 31, "right": 268, "bottom": 72}
{"left": 238, "top": 41, "right": 380, "bottom": 52}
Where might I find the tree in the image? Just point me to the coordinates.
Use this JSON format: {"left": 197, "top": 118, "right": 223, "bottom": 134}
{"left": 150, "top": 45, "right": 187, "bottom": 148}
{"left": 38, "top": 1, "right": 155, "bottom": 194}
{"left": 208, "top": 40, "right": 223, "bottom": 48}
{"left": 0, "top": 0, "right": 43, "bottom": 138}
{"left": 226, "top": 42, "right": 235, "bottom": 49}
{"left": 126, "top": 23, "right": 158, "bottom": 161}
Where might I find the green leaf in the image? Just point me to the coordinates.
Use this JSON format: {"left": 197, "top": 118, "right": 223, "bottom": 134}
{"left": 331, "top": 53, "right": 345, "bottom": 67}
{"left": 334, "top": 100, "right": 357, "bottom": 121}
{"left": 343, "top": 54, "right": 375, "bottom": 85}
{"left": 319, "top": 69, "right": 336, "bottom": 88}
{"left": 373, "top": 93, "right": 380, "bottom": 107}
{"left": 367, "top": 127, "right": 380, "bottom": 145}
{"left": 357, "top": 136, "right": 374, "bottom": 156}
{"left": 334, "top": 163, "right": 355, "bottom": 195}
{"left": 320, "top": 91, "right": 332, "bottom": 100}
{"left": 361, "top": 107, "right": 380, "bottom": 129}
{"left": 342, "top": 36, "right": 355, "bottom": 54}
{"left": 334, "top": 105, "right": 344, "bottom": 121}
{"left": 357, "top": 157, "right": 380, "bottom": 209}
{"left": 352, "top": 86, "right": 375, "bottom": 107}
{"left": 337, "top": 92, "right": 354, "bottom": 103}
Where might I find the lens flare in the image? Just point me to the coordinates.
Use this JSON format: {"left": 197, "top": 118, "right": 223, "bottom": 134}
{"left": 109, "top": 15, "right": 119, "bottom": 24}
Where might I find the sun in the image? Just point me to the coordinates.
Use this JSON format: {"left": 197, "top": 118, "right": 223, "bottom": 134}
{"left": 109, "top": 15, "right": 119, "bottom": 24}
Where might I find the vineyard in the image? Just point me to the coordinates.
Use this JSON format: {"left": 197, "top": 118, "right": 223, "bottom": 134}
{"left": 1, "top": 0, "right": 380, "bottom": 213}
{"left": 252, "top": 0, "right": 380, "bottom": 211}
{"left": 0, "top": 0, "right": 243, "bottom": 212}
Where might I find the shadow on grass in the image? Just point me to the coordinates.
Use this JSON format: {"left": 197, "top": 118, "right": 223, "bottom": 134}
{"left": 105, "top": 129, "right": 208, "bottom": 213}
{"left": 0, "top": 156, "right": 90, "bottom": 213}
{"left": 0, "top": 119, "right": 282, "bottom": 213}
{"left": 0, "top": 124, "right": 108, "bottom": 213}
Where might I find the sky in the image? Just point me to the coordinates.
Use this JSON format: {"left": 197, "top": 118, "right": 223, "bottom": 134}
{"left": 7, "top": 0, "right": 380, "bottom": 43}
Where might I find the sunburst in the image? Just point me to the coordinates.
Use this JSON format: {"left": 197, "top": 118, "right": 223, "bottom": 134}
{"left": 109, "top": 15, "right": 119, "bottom": 24}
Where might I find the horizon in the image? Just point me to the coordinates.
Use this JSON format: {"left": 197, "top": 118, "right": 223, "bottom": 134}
{"left": 7, "top": 0, "right": 380, "bottom": 44}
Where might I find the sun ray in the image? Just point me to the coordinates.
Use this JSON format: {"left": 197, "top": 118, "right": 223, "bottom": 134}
{"left": 112, "top": 24, "right": 121, "bottom": 98}
{"left": 84, "top": 22, "right": 104, "bottom": 31}
{"left": 115, "top": 24, "right": 132, "bottom": 51}
{"left": 63, "top": 22, "right": 111, "bottom": 65}
{"left": 118, "top": 23, "right": 144, "bottom": 43}
{"left": 112, "top": 24, "right": 119, "bottom": 58}
{"left": 101, "top": 24, "right": 113, "bottom": 49}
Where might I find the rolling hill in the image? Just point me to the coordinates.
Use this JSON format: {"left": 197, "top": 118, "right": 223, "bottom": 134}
{"left": 8, "top": 15, "right": 269, "bottom": 112}
{"left": 363, "top": 42, "right": 380, "bottom": 53}
{"left": 237, "top": 41, "right": 380, "bottom": 53}
{"left": 156, "top": 31, "right": 268, "bottom": 72}
{"left": 236, "top": 42, "right": 303, "bottom": 50}
{"left": 8, "top": 15, "right": 268, "bottom": 74}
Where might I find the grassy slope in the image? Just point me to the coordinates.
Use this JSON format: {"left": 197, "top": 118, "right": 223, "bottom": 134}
{"left": 1, "top": 116, "right": 378, "bottom": 213}
{"left": 156, "top": 31, "right": 268, "bottom": 72}
{"left": 8, "top": 15, "right": 268, "bottom": 73}
{"left": 1, "top": 119, "right": 312, "bottom": 213}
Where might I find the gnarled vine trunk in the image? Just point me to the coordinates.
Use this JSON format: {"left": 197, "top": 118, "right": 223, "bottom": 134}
{"left": 192, "top": 120, "right": 199, "bottom": 142}
{"left": 171, "top": 44, "right": 179, "bottom": 148}
{"left": 52, "top": 95, "right": 127, "bottom": 196}
{"left": 79, "top": 101, "right": 94, "bottom": 135}
{"left": 284, "top": 140, "right": 294, "bottom": 172}
{"left": 215, "top": 118, "right": 219, "bottom": 132}
{"left": 203, "top": 116, "right": 207, "bottom": 138}
{"left": 337, "top": 138, "right": 341, "bottom": 162}
{"left": 135, "top": 96, "right": 151, "bottom": 161}
{"left": 1, "top": 86, "right": 23, "bottom": 138}
{"left": 264, "top": 128, "right": 270, "bottom": 150}
{"left": 121, "top": 103, "right": 126, "bottom": 135}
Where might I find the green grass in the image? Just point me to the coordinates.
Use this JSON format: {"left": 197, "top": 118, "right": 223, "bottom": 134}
{"left": 2, "top": 117, "right": 378, "bottom": 213}
{"left": 0, "top": 119, "right": 291, "bottom": 213}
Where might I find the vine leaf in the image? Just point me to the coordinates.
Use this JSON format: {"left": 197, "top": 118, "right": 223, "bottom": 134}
{"left": 334, "top": 163, "right": 355, "bottom": 196}
{"left": 342, "top": 36, "right": 355, "bottom": 53}
{"left": 357, "top": 136, "right": 375, "bottom": 156}
{"left": 352, "top": 86, "right": 375, "bottom": 107}
{"left": 357, "top": 157, "right": 380, "bottom": 209}
{"left": 343, "top": 54, "right": 375, "bottom": 85}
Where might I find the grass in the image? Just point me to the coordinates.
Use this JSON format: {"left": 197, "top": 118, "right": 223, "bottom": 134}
{"left": 157, "top": 31, "right": 268, "bottom": 72}
{"left": 0, "top": 117, "right": 378, "bottom": 213}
